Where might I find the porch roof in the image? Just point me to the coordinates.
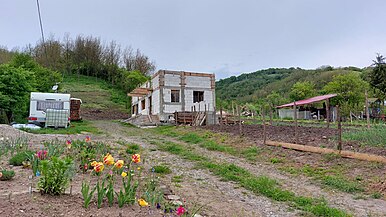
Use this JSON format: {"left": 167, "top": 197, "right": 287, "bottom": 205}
{"left": 127, "top": 87, "right": 152, "bottom": 97}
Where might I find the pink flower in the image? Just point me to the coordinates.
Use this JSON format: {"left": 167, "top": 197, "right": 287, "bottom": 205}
{"left": 36, "top": 150, "right": 48, "bottom": 160}
{"left": 176, "top": 206, "right": 185, "bottom": 216}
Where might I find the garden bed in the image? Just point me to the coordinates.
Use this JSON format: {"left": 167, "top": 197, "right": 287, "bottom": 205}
{"left": 203, "top": 124, "right": 386, "bottom": 156}
{"left": 0, "top": 134, "right": 192, "bottom": 217}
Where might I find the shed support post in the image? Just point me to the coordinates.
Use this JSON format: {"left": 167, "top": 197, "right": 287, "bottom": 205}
{"left": 337, "top": 105, "right": 342, "bottom": 151}
{"left": 294, "top": 102, "right": 298, "bottom": 144}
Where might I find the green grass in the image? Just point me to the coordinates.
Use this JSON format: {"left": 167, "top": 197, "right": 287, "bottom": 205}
{"left": 0, "top": 169, "right": 15, "bottom": 181}
{"left": 370, "top": 192, "right": 383, "bottom": 199}
{"left": 342, "top": 126, "right": 386, "bottom": 147}
{"left": 152, "top": 165, "right": 172, "bottom": 174}
{"left": 322, "top": 176, "right": 363, "bottom": 193}
{"left": 281, "top": 165, "right": 363, "bottom": 194}
{"left": 151, "top": 126, "right": 180, "bottom": 137}
{"left": 270, "top": 157, "right": 283, "bottom": 164}
{"left": 150, "top": 139, "right": 349, "bottom": 216}
{"left": 126, "top": 143, "right": 141, "bottom": 155}
{"left": 172, "top": 175, "right": 183, "bottom": 183}
{"left": 9, "top": 150, "right": 35, "bottom": 166}
{"left": 241, "top": 147, "right": 263, "bottom": 161}
{"left": 22, "top": 121, "right": 101, "bottom": 135}
{"left": 180, "top": 133, "right": 203, "bottom": 144}
{"left": 156, "top": 141, "right": 206, "bottom": 162}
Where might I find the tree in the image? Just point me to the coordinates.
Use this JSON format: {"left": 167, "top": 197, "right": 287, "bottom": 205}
{"left": 9, "top": 53, "right": 62, "bottom": 92}
{"left": 368, "top": 53, "right": 386, "bottom": 97}
{"left": 323, "top": 72, "right": 368, "bottom": 117}
{"left": 123, "top": 47, "right": 156, "bottom": 76}
{"left": 289, "top": 81, "right": 317, "bottom": 101}
{"left": 0, "top": 64, "right": 35, "bottom": 122}
{"left": 266, "top": 91, "right": 287, "bottom": 124}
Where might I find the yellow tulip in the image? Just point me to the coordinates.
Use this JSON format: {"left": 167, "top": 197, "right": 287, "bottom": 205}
{"left": 138, "top": 198, "right": 148, "bottom": 207}
{"left": 131, "top": 154, "right": 141, "bottom": 163}
{"left": 94, "top": 162, "right": 104, "bottom": 173}
{"left": 121, "top": 171, "right": 127, "bottom": 178}
{"left": 103, "top": 153, "right": 115, "bottom": 165}
{"left": 114, "top": 160, "right": 124, "bottom": 169}
{"left": 90, "top": 161, "right": 98, "bottom": 167}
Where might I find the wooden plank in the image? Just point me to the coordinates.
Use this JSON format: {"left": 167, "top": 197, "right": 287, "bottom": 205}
{"left": 266, "top": 141, "right": 386, "bottom": 164}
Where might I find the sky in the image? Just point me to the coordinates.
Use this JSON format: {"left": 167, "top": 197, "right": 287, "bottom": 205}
{"left": 1, "top": 0, "right": 386, "bottom": 79}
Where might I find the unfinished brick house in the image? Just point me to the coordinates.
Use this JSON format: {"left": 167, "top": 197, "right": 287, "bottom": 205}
{"left": 128, "top": 70, "right": 216, "bottom": 126}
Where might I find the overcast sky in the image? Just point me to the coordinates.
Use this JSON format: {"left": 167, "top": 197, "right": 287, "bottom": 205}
{"left": 1, "top": 0, "right": 386, "bottom": 79}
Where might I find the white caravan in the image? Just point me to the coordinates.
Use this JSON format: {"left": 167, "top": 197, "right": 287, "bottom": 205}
{"left": 28, "top": 92, "right": 70, "bottom": 126}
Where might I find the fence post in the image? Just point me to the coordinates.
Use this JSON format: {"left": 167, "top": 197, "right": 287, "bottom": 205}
{"left": 220, "top": 106, "right": 223, "bottom": 125}
{"left": 175, "top": 110, "right": 178, "bottom": 126}
{"left": 191, "top": 106, "right": 194, "bottom": 126}
{"left": 262, "top": 107, "right": 266, "bottom": 145}
{"left": 294, "top": 102, "right": 298, "bottom": 144}
{"left": 236, "top": 105, "right": 243, "bottom": 136}
{"left": 365, "top": 90, "right": 370, "bottom": 129}
{"left": 337, "top": 105, "right": 342, "bottom": 151}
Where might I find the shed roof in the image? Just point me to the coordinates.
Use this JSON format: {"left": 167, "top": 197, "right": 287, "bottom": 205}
{"left": 277, "top": 94, "right": 337, "bottom": 108}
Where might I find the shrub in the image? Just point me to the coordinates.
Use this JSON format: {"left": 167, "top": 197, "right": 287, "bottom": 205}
{"left": 38, "top": 157, "right": 74, "bottom": 195}
{"left": 0, "top": 169, "right": 15, "bottom": 181}
{"left": 9, "top": 150, "right": 34, "bottom": 166}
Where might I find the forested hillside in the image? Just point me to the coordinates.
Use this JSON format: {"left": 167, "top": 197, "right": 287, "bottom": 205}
{"left": 216, "top": 66, "right": 367, "bottom": 103}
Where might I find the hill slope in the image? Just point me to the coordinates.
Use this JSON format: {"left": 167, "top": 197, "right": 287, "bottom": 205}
{"left": 62, "top": 74, "right": 129, "bottom": 120}
{"left": 216, "top": 67, "right": 364, "bottom": 102}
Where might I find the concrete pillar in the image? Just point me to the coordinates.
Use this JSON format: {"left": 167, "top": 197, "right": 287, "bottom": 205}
{"left": 180, "top": 71, "right": 186, "bottom": 112}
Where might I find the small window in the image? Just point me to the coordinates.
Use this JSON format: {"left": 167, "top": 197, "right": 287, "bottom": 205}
{"left": 171, "top": 90, "right": 180, "bottom": 103}
{"left": 193, "top": 91, "right": 204, "bottom": 103}
{"left": 37, "top": 101, "right": 64, "bottom": 111}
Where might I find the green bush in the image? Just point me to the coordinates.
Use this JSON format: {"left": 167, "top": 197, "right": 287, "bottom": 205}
{"left": 0, "top": 169, "right": 15, "bottom": 181}
{"left": 38, "top": 157, "right": 74, "bottom": 195}
{"left": 9, "top": 150, "right": 34, "bottom": 166}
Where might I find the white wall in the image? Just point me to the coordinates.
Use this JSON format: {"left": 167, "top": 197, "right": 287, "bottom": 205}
{"left": 185, "top": 76, "right": 211, "bottom": 88}
{"left": 184, "top": 89, "right": 214, "bottom": 112}
{"left": 152, "top": 75, "right": 159, "bottom": 89}
{"left": 164, "top": 74, "right": 181, "bottom": 86}
{"left": 152, "top": 89, "right": 160, "bottom": 114}
{"left": 164, "top": 104, "right": 183, "bottom": 113}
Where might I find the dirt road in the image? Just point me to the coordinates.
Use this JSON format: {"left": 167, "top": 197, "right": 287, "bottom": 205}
{"left": 93, "top": 121, "right": 386, "bottom": 217}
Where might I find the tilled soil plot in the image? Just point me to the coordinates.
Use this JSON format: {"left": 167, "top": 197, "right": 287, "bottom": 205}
{"left": 204, "top": 125, "right": 386, "bottom": 156}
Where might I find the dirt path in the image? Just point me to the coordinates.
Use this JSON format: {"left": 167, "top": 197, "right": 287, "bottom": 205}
{"left": 93, "top": 121, "right": 299, "bottom": 217}
{"left": 168, "top": 137, "right": 386, "bottom": 217}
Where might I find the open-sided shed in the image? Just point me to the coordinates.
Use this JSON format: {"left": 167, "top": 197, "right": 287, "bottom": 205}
{"left": 277, "top": 94, "right": 337, "bottom": 122}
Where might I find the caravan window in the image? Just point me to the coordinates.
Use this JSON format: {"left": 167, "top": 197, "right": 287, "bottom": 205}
{"left": 37, "top": 100, "right": 64, "bottom": 111}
